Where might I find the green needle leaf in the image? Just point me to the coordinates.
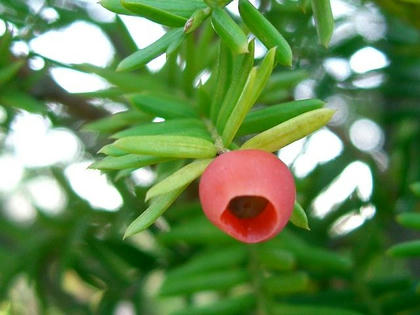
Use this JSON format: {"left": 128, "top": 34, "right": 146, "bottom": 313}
{"left": 239, "top": 0, "right": 292, "bottom": 66}
{"left": 146, "top": 158, "right": 213, "bottom": 201}
{"left": 167, "top": 246, "right": 246, "bottom": 280}
{"left": 172, "top": 294, "right": 255, "bottom": 315}
{"left": 0, "top": 60, "right": 24, "bottom": 86}
{"left": 122, "top": 0, "right": 206, "bottom": 20}
{"left": 98, "top": 144, "right": 128, "bottom": 156}
{"left": 114, "top": 135, "right": 218, "bottom": 158}
{"left": 263, "top": 272, "right": 310, "bottom": 295}
{"left": 290, "top": 202, "right": 310, "bottom": 230}
{"left": 83, "top": 111, "right": 152, "bottom": 133}
{"left": 410, "top": 182, "right": 420, "bottom": 197}
{"left": 396, "top": 213, "right": 420, "bottom": 230}
{"left": 257, "top": 247, "right": 296, "bottom": 271}
{"left": 117, "top": 28, "right": 184, "bottom": 71}
{"left": 124, "top": 186, "right": 186, "bottom": 239}
{"left": 222, "top": 48, "right": 276, "bottom": 146}
{"left": 211, "top": 8, "right": 249, "bottom": 55}
{"left": 238, "top": 99, "right": 325, "bottom": 136}
{"left": 216, "top": 40, "right": 255, "bottom": 132}
{"left": 0, "top": 90, "right": 45, "bottom": 114}
{"left": 89, "top": 155, "right": 168, "bottom": 170}
{"left": 241, "top": 108, "right": 335, "bottom": 152}
{"left": 388, "top": 240, "right": 420, "bottom": 257}
{"left": 120, "top": 0, "right": 189, "bottom": 27}
{"left": 128, "top": 92, "right": 199, "bottom": 119}
{"left": 271, "top": 304, "right": 363, "bottom": 315}
{"left": 100, "top": 0, "right": 136, "bottom": 15}
{"left": 160, "top": 270, "right": 249, "bottom": 296}
{"left": 311, "top": 0, "right": 334, "bottom": 47}
{"left": 264, "top": 70, "right": 308, "bottom": 91}
{"left": 111, "top": 118, "right": 210, "bottom": 140}
{"left": 210, "top": 42, "right": 233, "bottom": 123}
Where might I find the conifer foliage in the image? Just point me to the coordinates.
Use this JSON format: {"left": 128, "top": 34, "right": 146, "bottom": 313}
{"left": 0, "top": 0, "right": 419, "bottom": 314}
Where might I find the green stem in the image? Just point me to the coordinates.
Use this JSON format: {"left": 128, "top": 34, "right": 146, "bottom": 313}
{"left": 203, "top": 118, "right": 229, "bottom": 154}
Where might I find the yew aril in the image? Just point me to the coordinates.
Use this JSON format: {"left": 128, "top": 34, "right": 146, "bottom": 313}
{"left": 199, "top": 149, "right": 295, "bottom": 243}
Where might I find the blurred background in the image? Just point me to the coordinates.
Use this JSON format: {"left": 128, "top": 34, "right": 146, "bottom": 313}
{"left": 0, "top": 0, "right": 419, "bottom": 314}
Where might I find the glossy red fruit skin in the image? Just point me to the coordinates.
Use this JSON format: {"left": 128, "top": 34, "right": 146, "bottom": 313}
{"left": 199, "top": 149, "right": 295, "bottom": 243}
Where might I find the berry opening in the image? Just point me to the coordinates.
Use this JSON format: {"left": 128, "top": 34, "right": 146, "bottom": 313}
{"left": 228, "top": 196, "right": 268, "bottom": 218}
{"left": 220, "top": 195, "right": 278, "bottom": 243}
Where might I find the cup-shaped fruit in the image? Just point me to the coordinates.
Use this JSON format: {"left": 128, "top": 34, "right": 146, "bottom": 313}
{"left": 199, "top": 149, "right": 295, "bottom": 243}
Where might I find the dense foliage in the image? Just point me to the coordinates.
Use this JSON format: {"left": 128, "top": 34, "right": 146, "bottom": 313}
{"left": 0, "top": 0, "right": 419, "bottom": 314}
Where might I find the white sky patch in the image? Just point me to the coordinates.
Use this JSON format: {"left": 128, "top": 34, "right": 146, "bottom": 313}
{"left": 292, "top": 129, "right": 343, "bottom": 178}
{"left": 255, "top": 39, "right": 267, "bottom": 59}
{"left": 152, "top": 117, "right": 165, "bottom": 123}
{"left": 27, "top": 0, "right": 43, "bottom": 12}
{"left": 120, "top": 16, "right": 166, "bottom": 72}
{"left": 353, "top": 6, "right": 386, "bottom": 41}
{"left": 352, "top": 73, "right": 384, "bottom": 89}
{"left": 294, "top": 79, "right": 316, "bottom": 100}
{"left": 40, "top": 7, "right": 60, "bottom": 23}
{"left": 26, "top": 176, "right": 67, "bottom": 215}
{"left": 0, "top": 155, "right": 24, "bottom": 193}
{"left": 65, "top": 161, "right": 123, "bottom": 211}
{"left": 350, "top": 47, "right": 389, "bottom": 74}
{"left": 115, "top": 301, "right": 135, "bottom": 315}
{"left": 0, "top": 19, "right": 6, "bottom": 36}
{"left": 278, "top": 138, "right": 305, "bottom": 167}
{"left": 350, "top": 118, "right": 384, "bottom": 152}
{"left": 331, "top": 0, "right": 357, "bottom": 19}
{"left": 325, "top": 95, "right": 349, "bottom": 126}
{"left": 330, "top": 204, "right": 376, "bottom": 236}
{"left": 4, "top": 192, "right": 36, "bottom": 224}
{"left": 323, "top": 57, "right": 351, "bottom": 81}
{"left": 6, "top": 113, "right": 81, "bottom": 167}
{"left": 10, "top": 41, "right": 29, "bottom": 57}
{"left": 50, "top": 67, "right": 110, "bottom": 93}
{"left": 226, "top": 0, "right": 240, "bottom": 17}
{"left": 30, "top": 20, "right": 114, "bottom": 67}
{"left": 83, "top": 1, "right": 116, "bottom": 23}
{"left": 0, "top": 106, "right": 7, "bottom": 123}
{"left": 132, "top": 168, "right": 156, "bottom": 187}
{"left": 28, "top": 55, "right": 46, "bottom": 70}
{"left": 329, "top": 21, "right": 357, "bottom": 47}
{"left": 313, "top": 161, "right": 373, "bottom": 218}
{"left": 194, "top": 69, "right": 211, "bottom": 87}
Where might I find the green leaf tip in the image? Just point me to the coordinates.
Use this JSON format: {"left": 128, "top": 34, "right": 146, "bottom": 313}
{"left": 123, "top": 186, "right": 187, "bottom": 239}
{"left": 290, "top": 202, "right": 310, "bottom": 230}
{"left": 238, "top": 0, "right": 292, "bottom": 66}
{"left": 117, "top": 28, "right": 184, "bottom": 72}
{"left": 145, "top": 159, "right": 213, "bottom": 201}
{"left": 311, "top": 0, "right": 334, "bottom": 48}
{"left": 211, "top": 7, "right": 249, "bottom": 55}
{"left": 387, "top": 240, "right": 420, "bottom": 257}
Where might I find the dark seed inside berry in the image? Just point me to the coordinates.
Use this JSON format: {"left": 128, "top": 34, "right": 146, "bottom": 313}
{"left": 228, "top": 196, "right": 268, "bottom": 219}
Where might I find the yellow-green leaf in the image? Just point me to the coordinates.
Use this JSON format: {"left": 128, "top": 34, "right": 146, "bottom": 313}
{"left": 222, "top": 48, "right": 276, "bottom": 146}
{"left": 146, "top": 158, "right": 212, "bottom": 201}
{"left": 241, "top": 108, "right": 335, "bottom": 152}
{"left": 89, "top": 155, "right": 168, "bottom": 170}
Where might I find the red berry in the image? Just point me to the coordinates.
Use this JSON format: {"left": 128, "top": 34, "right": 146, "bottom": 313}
{"left": 199, "top": 149, "right": 296, "bottom": 243}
